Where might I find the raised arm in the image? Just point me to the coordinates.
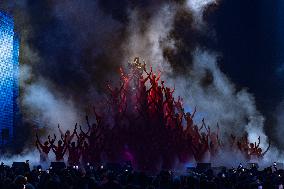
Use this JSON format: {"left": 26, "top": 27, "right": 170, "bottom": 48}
{"left": 51, "top": 145, "right": 56, "bottom": 153}
{"left": 37, "top": 136, "right": 45, "bottom": 148}
{"left": 119, "top": 67, "right": 125, "bottom": 78}
{"left": 144, "top": 66, "right": 152, "bottom": 77}
{"left": 142, "top": 74, "right": 150, "bottom": 84}
{"left": 86, "top": 115, "right": 91, "bottom": 128}
{"left": 93, "top": 107, "right": 102, "bottom": 125}
{"left": 58, "top": 124, "right": 64, "bottom": 137}
{"left": 256, "top": 136, "right": 260, "bottom": 148}
{"left": 171, "top": 85, "right": 175, "bottom": 94}
{"left": 216, "top": 123, "right": 221, "bottom": 145}
{"left": 69, "top": 123, "right": 77, "bottom": 141}
{"left": 156, "top": 71, "right": 161, "bottom": 82}
{"left": 80, "top": 125, "right": 89, "bottom": 138}
{"left": 208, "top": 126, "right": 211, "bottom": 136}
{"left": 262, "top": 140, "right": 271, "bottom": 156}
{"left": 35, "top": 134, "right": 42, "bottom": 152}
{"left": 119, "top": 82, "right": 125, "bottom": 93}
{"left": 199, "top": 118, "right": 205, "bottom": 131}
{"left": 201, "top": 119, "right": 209, "bottom": 132}
{"left": 191, "top": 106, "right": 197, "bottom": 119}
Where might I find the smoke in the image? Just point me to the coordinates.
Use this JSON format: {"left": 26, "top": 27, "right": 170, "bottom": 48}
{"left": 0, "top": 150, "right": 40, "bottom": 167}
{"left": 273, "top": 102, "right": 284, "bottom": 149}
{"left": 122, "top": 4, "right": 176, "bottom": 74}
{"left": 186, "top": 0, "right": 218, "bottom": 24}
{"left": 185, "top": 49, "right": 266, "bottom": 142}
{"left": 22, "top": 80, "right": 81, "bottom": 132}
{"left": 0, "top": 0, "right": 278, "bottom": 163}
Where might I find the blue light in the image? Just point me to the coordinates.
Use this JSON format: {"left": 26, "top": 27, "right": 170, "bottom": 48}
{"left": 0, "top": 12, "right": 19, "bottom": 144}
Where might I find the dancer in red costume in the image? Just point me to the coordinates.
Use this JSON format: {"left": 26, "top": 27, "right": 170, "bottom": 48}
{"left": 50, "top": 139, "right": 67, "bottom": 162}
{"left": 35, "top": 134, "right": 52, "bottom": 163}
{"left": 58, "top": 123, "right": 77, "bottom": 144}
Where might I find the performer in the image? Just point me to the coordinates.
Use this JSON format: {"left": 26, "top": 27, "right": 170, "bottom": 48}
{"left": 35, "top": 134, "right": 52, "bottom": 163}
{"left": 67, "top": 142, "right": 80, "bottom": 166}
{"left": 184, "top": 107, "right": 197, "bottom": 129}
{"left": 51, "top": 139, "right": 67, "bottom": 162}
{"left": 58, "top": 123, "right": 77, "bottom": 144}
{"left": 81, "top": 141, "right": 90, "bottom": 165}
{"left": 129, "top": 57, "right": 146, "bottom": 76}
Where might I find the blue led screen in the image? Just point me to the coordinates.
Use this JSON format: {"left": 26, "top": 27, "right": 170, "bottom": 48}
{"left": 0, "top": 12, "right": 19, "bottom": 144}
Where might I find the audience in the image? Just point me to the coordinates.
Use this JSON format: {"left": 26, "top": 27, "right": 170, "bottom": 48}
{"left": 0, "top": 162, "right": 283, "bottom": 189}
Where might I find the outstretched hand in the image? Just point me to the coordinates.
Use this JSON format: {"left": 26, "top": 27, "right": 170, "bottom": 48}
{"left": 74, "top": 123, "right": 78, "bottom": 133}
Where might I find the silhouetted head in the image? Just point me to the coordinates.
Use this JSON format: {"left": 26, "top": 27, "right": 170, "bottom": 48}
{"left": 186, "top": 112, "right": 191, "bottom": 117}
{"left": 66, "top": 130, "right": 71, "bottom": 135}
{"left": 71, "top": 142, "right": 76, "bottom": 148}
{"left": 84, "top": 141, "right": 89, "bottom": 147}
{"left": 58, "top": 140, "right": 63, "bottom": 146}
{"left": 250, "top": 143, "right": 254, "bottom": 148}
{"left": 44, "top": 141, "right": 49, "bottom": 146}
{"left": 92, "top": 124, "right": 97, "bottom": 131}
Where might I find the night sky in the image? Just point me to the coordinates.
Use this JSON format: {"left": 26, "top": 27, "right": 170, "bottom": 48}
{"left": 1, "top": 0, "right": 283, "bottom": 148}
{"left": 214, "top": 0, "right": 281, "bottom": 114}
{"left": 212, "top": 0, "right": 283, "bottom": 140}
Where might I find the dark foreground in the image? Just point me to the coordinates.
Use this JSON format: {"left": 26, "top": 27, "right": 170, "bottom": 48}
{"left": 0, "top": 162, "right": 283, "bottom": 189}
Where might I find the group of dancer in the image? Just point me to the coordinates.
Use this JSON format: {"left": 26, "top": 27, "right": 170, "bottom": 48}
{"left": 35, "top": 57, "right": 270, "bottom": 171}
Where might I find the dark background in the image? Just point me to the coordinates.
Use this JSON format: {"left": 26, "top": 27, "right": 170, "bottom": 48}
{"left": 212, "top": 0, "right": 283, "bottom": 142}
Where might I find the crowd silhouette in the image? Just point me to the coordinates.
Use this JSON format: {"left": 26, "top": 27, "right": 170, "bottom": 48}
{"left": 1, "top": 161, "right": 284, "bottom": 189}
